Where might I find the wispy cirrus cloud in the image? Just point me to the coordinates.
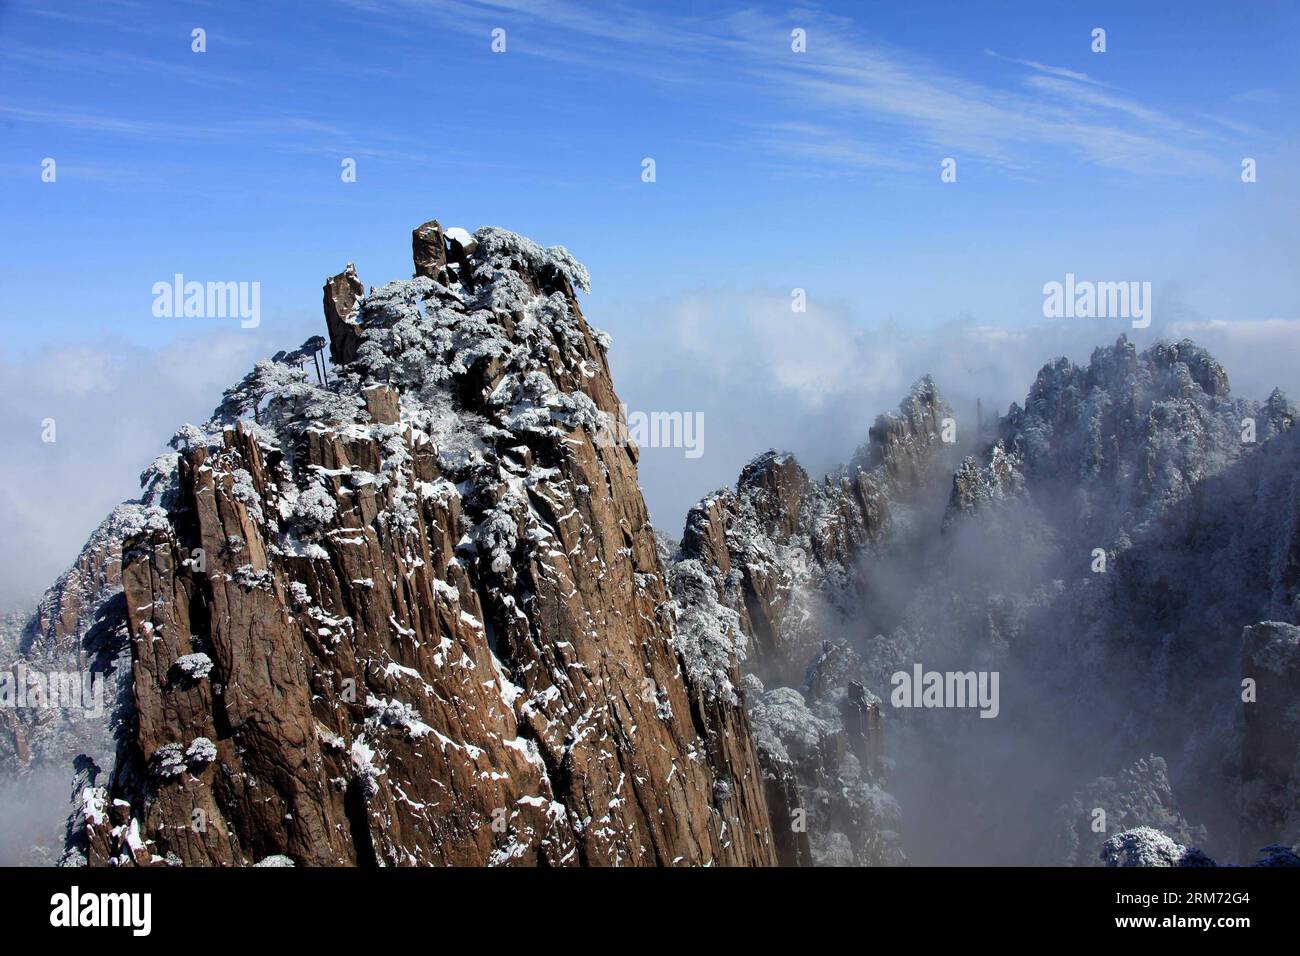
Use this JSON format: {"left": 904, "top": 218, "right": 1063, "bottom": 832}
{"left": 0, "top": 42, "right": 248, "bottom": 90}
{"left": 1022, "top": 74, "right": 1196, "bottom": 134}
{"left": 1231, "top": 87, "right": 1281, "bottom": 104}
{"left": 983, "top": 49, "right": 1101, "bottom": 86}
{"left": 5, "top": 0, "right": 1257, "bottom": 180}
{"left": 0, "top": 102, "right": 442, "bottom": 168}
{"left": 325, "top": 0, "right": 1244, "bottom": 177}
{"left": 719, "top": 7, "right": 1229, "bottom": 175}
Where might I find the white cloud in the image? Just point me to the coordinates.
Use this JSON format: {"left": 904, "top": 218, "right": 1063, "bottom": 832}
{"left": 983, "top": 50, "right": 1101, "bottom": 86}
{"left": 0, "top": 327, "right": 304, "bottom": 611}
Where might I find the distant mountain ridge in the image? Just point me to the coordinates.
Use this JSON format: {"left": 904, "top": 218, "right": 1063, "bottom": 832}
{"left": 665, "top": 335, "right": 1300, "bottom": 865}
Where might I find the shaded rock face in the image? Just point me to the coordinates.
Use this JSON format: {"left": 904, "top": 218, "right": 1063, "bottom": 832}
{"left": 411, "top": 219, "right": 448, "bottom": 285}
{"left": 58, "top": 222, "right": 776, "bottom": 867}
{"left": 1241, "top": 622, "right": 1300, "bottom": 860}
{"left": 322, "top": 264, "right": 364, "bottom": 368}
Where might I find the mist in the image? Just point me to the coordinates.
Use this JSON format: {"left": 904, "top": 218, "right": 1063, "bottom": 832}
{"left": 0, "top": 766, "right": 70, "bottom": 866}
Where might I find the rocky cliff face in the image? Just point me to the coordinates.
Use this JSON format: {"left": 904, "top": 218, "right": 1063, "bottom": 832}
{"left": 666, "top": 380, "right": 959, "bottom": 865}
{"left": 50, "top": 220, "right": 776, "bottom": 867}
{"left": 678, "top": 379, "right": 958, "bottom": 687}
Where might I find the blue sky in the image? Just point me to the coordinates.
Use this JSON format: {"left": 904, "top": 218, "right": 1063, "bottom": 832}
{"left": 2, "top": 0, "right": 1299, "bottom": 604}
